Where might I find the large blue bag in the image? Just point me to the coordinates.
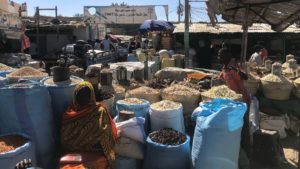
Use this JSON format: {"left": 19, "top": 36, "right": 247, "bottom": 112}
{"left": 191, "top": 98, "right": 247, "bottom": 169}
{"left": 116, "top": 99, "right": 150, "bottom": 134}
{"left": 41, "top": 76, "right": 83, "bottom": 132}
{"left": 143, "top": 133, "right": 190, "bottom": 169}
{"left": 0, "top": 77, "right": 8, "bottom": 87}
{"left": 0, "top": 133, "right": 36, "bottom": 168}
{"left": 0, "top": 82, "right": 55, "bottom": 169}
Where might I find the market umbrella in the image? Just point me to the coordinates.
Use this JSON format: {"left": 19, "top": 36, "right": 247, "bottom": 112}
{"left": 206, "top": 0, "right": 300, "bottom": 62}
{"left": 139, "top": 19, "right": 175, "bottom": 33}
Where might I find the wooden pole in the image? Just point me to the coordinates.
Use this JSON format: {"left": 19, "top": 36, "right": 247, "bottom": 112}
{"left": 241, "top": 6, "right": 249, "bottom": 66}
{"left": 184, "top": 0, "right": 190, "bottom": 68}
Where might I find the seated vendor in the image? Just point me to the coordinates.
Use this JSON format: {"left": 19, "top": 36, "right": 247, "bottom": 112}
{"left": 60, "top": 81, "right": 117, "bottom": 168}
{"left": 249, "top": 45, "right": 267, "bottom": 67}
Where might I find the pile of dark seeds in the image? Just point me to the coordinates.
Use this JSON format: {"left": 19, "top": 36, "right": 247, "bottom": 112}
{"left": 149, "top": 128, "right": 187, "bottom": 145}
{"left": 147, "top": 78, "right": 173, "bottom": 89}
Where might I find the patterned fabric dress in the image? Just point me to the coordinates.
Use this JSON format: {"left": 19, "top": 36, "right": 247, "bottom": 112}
{"left": 61, "top": 82, "right": 117, "bottom": 168}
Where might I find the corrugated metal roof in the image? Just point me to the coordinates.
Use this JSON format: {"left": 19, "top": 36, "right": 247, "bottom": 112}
{"left": 173, "top": 22, "right": 300, "bottom": 34}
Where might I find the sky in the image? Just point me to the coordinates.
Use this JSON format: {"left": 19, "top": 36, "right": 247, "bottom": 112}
{"left": 13, "top": 0, "right": 210, "bottom": 22}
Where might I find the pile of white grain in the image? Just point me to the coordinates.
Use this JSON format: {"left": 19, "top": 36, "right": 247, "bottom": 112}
{"left": 201, "top": 85, "right": 242, "bottom": 100}
{"left": 150, "top": 100, "right": 181, "bottom": 111}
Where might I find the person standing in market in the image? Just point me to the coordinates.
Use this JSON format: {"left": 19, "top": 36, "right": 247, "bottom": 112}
{"left": 218, "top": 47, "right": 251, "bottom": 159}
{"left": 249, "top": 44, "right": 267, "bottom": 67}
{"left": 101, "top": 35, "right": 115, "bottom": 51}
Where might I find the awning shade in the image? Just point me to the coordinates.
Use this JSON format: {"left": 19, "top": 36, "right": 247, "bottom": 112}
{"left": 207, "top": 0, "right": 300, "bottom": 32}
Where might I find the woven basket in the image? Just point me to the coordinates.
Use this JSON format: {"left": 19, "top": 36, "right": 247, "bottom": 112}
{"left": 261, "top": 80, "right": 292, "bottom": 100}
{"left": 201, "top": 92, "right": 243, "bottom": 102}
{"left": 244, "top": 80, "right": 260, "bottom": 96}
{"left": 125, "top": 91, "right": 161, "bottom": 104}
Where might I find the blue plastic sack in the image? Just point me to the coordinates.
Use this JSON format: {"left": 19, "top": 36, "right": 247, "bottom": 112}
{"left": 191, "top": 98, "right": 247, "bottom": 169}
{"left": 0, "top": 69, "right": 15, "bottom": 77}
{"left": 143, "top": 133, "right": 191, "bottom": 169}
{"left": 116, "top": 99, "right": 150, "bottom": 134}
{"left": 0, "top": 133, "right": 36, "bottom": 169}
{"left": 0, "top": 82, "right": 55, "bottom": 169}
{"left": 0, "top": 77, "right": 8, "bottom": 87}
{"left": 41, "top": 76, "right": 83, "bottom": 132}
{"left": 127, "top": 54, "right": 138, "bottom": 62}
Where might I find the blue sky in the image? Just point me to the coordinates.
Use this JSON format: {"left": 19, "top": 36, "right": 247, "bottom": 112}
{"left": 13, "top": 0, "right": 210, "bottom": 22}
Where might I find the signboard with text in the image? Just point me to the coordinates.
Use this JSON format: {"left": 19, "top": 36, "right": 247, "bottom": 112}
{"left": 84, "top": 5, "right": 158, "bottom": 24}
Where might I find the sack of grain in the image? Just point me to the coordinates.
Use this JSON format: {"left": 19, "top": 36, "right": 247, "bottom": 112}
{"left": 161, "top": 84, "right": 201, "bottom": 115}
{"left": 126, "top": 86, "right": 161, "bottom": 104}
{"left": 161, "top": 58, "right": 175, "bottom": 69}
{"left": 7, "top": 66, "right": 48, "bottom": 83}
{"left": 283, "top": 59, "right": 299, "bottom": 79}
{"left": 201, "top": 85, "right": 243, "bottom": 101}
{"left": 282, "top": 54, "right": 294, "bottom": 69}
{"left": 158, "top": 50, "right": 171, "bottom": 60}
{"left": 150, "top": 100, "right": 185, "bottom": 133}
{"left": 114, "top": 137, "right": 144, "bottom": 159}
{"left": 260, "top": 112, "right": 289, "bottom": 138}
{"left": 115, "top": 117, "right": 146, "bottom": 143}
{"left": 261, "top": 73, "right": 293, "bottom": 100}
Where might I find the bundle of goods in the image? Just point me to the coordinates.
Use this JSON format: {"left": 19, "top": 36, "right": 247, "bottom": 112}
{"left": 186, "top": 72, "right": 211, "bottom": 90}
{"left": 173, "top": 80, "right": 202, "bottom": 91}
{"left": 282, "top": 54, "right": 295, "bottom": 70}
{"left": 161, "top": 84, "right": 201, "bottom": 115}
{"left": 0, "top": 63, "right": 15, "bottom": 77}
{"left": 0, "top": 134, "right": 36, "bottom": 168}
{"left": 259, "top": 112, "right": 289, "bottom": 138}
{"left": 244, "top": 73, "right": 261, "bottom": 96}
{"left": 283, "top": 59, "right": 299, "bottom": 79}
{"left": 150, "top": 100, "right": 185, "bottom": 133}
{"left": 143, "top": 128, "right": 190, "bottom": 169}
{"left": 293, "top": 77, "right": 300, "bottom": 98}
{"left": 201, "top": 85, "right": 243, "bottom": 101}
{"left": 7, "top": 66, "right": 48, "bottom": 83}
{"left": 147, "top": 78, "right": 173, "bottom": 89}
{"left": 155, "top": 67, "right": 205, "bottom": 81}
{"left": 192, "top": 99, "right": 247, "bottom": 169}
{"left": 261, "top": 63, "right": 293, "bottom": 100}
{"left": 114, "top": 117, "right": 146, "bottom": 159}
{"left": 126, "top": 86, "right": 161, "bottom": 104}
{"left": 0, "top": 82, "right": 55, "bottom": 168}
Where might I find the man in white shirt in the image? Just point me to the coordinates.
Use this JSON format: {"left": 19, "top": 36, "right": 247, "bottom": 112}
{"left": 101, "top": 35, "right": 115, "bottom": 51}
{"left": 249, "top": 45, "right": 263, "bottom": 66}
